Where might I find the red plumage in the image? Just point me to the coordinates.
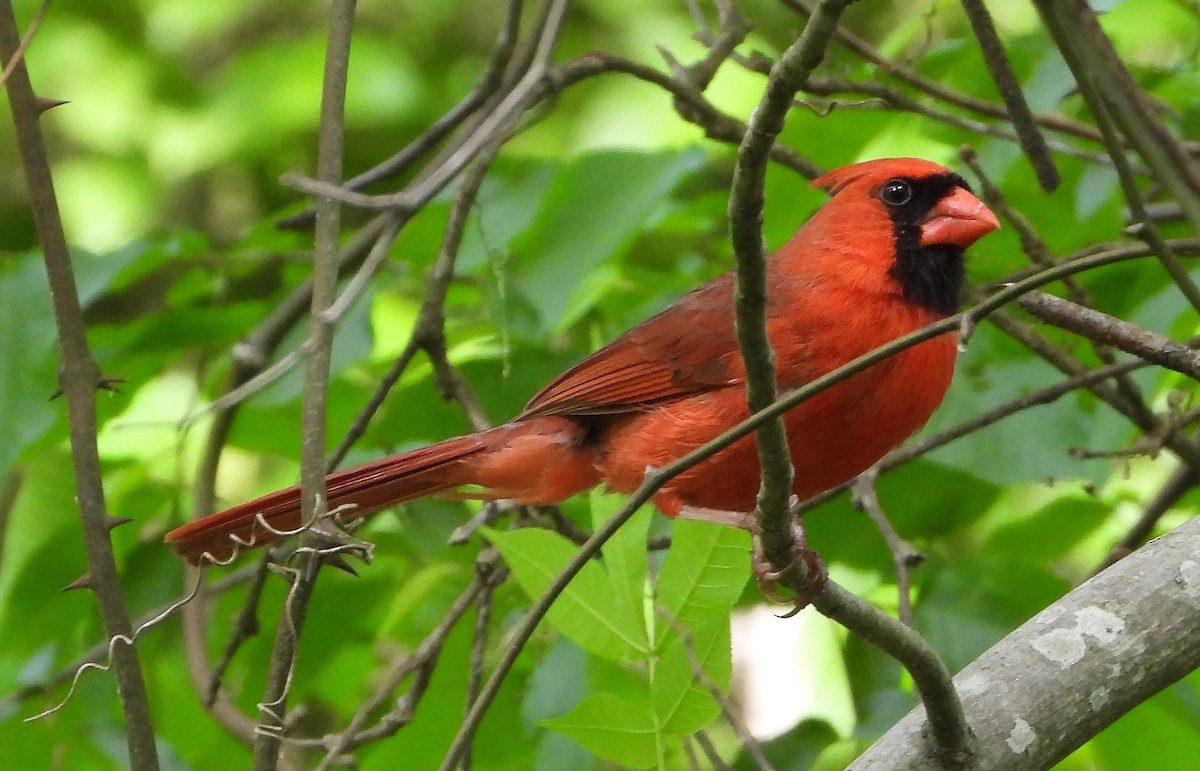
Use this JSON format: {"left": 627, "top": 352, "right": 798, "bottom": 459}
{"left": 166, "top": 158, "right": 998, "bottom": 565}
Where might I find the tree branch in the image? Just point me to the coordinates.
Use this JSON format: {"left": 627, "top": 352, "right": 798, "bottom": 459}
{"left": 253, "top": 1, "right": 357, "bottom": 767}
{"left": 729, "top": 0, "right": 853, "bottom": 598}
{"left": 1032, "top": 0, "right": 1200, "bottom": 230}
{"left": 852, "top": 513, "right": 1200, "bottom": 769}
{"left": 957, "top": 0, "right": 1059, "bottom": 191}
{"left": 1016, "top": 291, "right": 1200, "bottom": 381}
{"left": 0, "top": 4, "right": 159, "bottom": 768}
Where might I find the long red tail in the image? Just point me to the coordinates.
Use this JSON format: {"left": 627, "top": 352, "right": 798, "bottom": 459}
{"left": 166, "top": 416, "right": 600, "bottom": 565}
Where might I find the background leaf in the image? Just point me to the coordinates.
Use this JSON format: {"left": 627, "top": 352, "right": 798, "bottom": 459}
{"left": 484, "top": 526, "right": 647, "bottom": 658}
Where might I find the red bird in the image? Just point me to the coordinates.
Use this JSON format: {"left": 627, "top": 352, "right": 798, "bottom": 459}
{"left": 167, "top": 158, "right": 999, "bottom": 565}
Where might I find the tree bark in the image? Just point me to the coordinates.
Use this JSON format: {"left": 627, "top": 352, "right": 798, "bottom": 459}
{"left": 852, "top": 513, "right": 1200, "bottom": 770}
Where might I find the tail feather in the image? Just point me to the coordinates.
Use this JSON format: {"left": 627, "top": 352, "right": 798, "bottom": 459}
{"left": 166, "top": 416, "right": 602, "bottom": 565}
{"left": 166, "top": 434, "right": 487, "bottom": 565}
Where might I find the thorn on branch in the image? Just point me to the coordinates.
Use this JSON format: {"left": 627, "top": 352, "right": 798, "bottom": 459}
{"left": 105, "top": 515, "right": 133, "bottom": 531}
{"left": 48, "top": 375, "right": 126, "bottom": 401}
{"left": 36, "top": 96, "right": 67, "bottom": 114}
{"left": 60, "top": 573, "right": 93, "bottom": 593}
{"left": 321, "top": 554, "right": 360, "bottom": 577}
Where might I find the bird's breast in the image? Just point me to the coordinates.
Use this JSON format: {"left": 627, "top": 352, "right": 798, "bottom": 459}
{"left": 592, "top": 294, "right": 957, "bottom": 513}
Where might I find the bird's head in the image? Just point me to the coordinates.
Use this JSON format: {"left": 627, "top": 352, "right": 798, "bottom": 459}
{"left": 813, "top": 157, "right": 999, "bottom": 249}
{"left": 807, "top": 157, "right": 1000, "bottom": 314}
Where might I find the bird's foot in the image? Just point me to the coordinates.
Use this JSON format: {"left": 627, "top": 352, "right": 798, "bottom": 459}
{"left": 752, "top": 517, "right": 827, "bottom": 617}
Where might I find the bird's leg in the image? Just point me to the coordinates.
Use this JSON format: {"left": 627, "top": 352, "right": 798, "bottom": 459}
{"left": 674, "top": 505, "right": 757, "bottom": 530}
{"left": 676, "top": 499, "right": 827, "bottom": 615}
{"left": 752, "top": 513, "right": 828, "bottom": 616}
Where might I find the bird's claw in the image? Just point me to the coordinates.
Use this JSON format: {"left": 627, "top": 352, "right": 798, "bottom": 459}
{"left": 752, "top": 518, "right": 828, "bottom": 617}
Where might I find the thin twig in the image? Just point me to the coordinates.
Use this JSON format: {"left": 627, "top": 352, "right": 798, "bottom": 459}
{"left": 437, "top": 498, "right": 642, "bottom": 771}
{"left": 276, "top": 0, "right": 526, "bottom": 230}
{"left": 0, "top": 468, "right": 21, "bottom": 577}
{"left": 781, "top": 0, "right": 1151, "bottom": 148}
{"left": 1041, "top": 12, "right": 1200, "bottom": 317}
{"left": 800, "top": 76, "right": 1127, "bottom": 170}
{"left": 1094, "top": 463, "right": 1199, "bottom": 572}
{"left": 329, "top": 148, "right": 500, "bottom": 468}
{"left": 851, "top": 470, "right": 922, "bottom": 628}
{"left": 459, "top": 555, "right": 500, "bottom": 771}
{"left": 206, "top": 554, "right": 273, "bottom": 706}
{"left": 182, "top": 215, "right": 397, "bottom": 424}
{"left": 284, "top": 0, "right": 572, "bottom": 214}
{"left": 1033, "top": 0, "right": 1200, "bottom": 230}
{"left": 693, "top": 730, "right": 736, "bottom": 771}
{"left": 557, "top": 51, "right": 821, "bottom": 177}
{"left": 253, "top": 2, "right": 357, "bottom": 767}
{"left": 1017, "top": 291, "right": 1200, "bottom": 380}
{"left": 958, "top": 144, "right": 1157, "bottom": 418}
{"left": 182, "top": 569, "right": 260, "bottom": 745}
{"left": 310, "top": 575, "right": 490, "bottom": 763}
{"left": 793, "top": 351, "right": 1172, "bottom": 517}
{"left": 989, "top": 310, "right": 1200, "bottom": 469}
{"left": 957, "top": 0, "right": 1059, "bottom": 190}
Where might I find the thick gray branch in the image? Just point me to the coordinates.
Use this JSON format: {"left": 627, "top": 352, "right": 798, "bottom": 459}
{"left": 852, "top": 515, "right": 1200, "bottom": 769}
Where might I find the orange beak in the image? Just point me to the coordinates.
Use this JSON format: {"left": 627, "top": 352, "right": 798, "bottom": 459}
{"left": 919, "top": 187, "right": 1000, "bottom": 248}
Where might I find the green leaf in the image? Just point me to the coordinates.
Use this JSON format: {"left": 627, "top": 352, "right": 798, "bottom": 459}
{"left": 483, "top": 527, "right": 647, "bottom": 658}
{"left": 0, "top": 451, "right": 87, "bottom": 661}
{"left": 983, "top": 492, "right": 1108, "bottom": 561}
{"left": 0, "top": 256, "right": 59, "bottom": 479}
{"left": 523, "top": 637, "right": 590, "bottom": 726}
{"left": 652, "top": 612, "right": 729, "bottom": 735}
{"left": 924, "top": 323, "right": 1121, "bottom": 485}
{"left": 457, "top": 159, "right": 559, "bottom": 274}
{"left": 1082, "top": 687, "right": 1200, "bottom": 771}
{"left": 589, "top": 490, "right": 652, "bottom": 641}
{"left": 376, "top": 560, "right": 462, "bottom": 641}
{"left": 916, "top": 555, "right": 1070, "bottom": 672}
{"left": 656, "top": 519, "right": 750, "bottom": 629}
{"left": 508, "top": 148, "right": 707, "bottom": 330}
{"left": 542, "top": 692, "right": 660, "bottom": 769}
{"left": 734, "top": 719, "right": 840, "bottom": 771}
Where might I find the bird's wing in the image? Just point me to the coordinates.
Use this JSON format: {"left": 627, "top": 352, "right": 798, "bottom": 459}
{"left": 519, "top": 273, "right": 746, "bottom": 418}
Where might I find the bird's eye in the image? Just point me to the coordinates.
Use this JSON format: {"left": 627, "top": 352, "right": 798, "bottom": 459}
{"left": 880, "top": 179, "right": 913, "bottom": 207}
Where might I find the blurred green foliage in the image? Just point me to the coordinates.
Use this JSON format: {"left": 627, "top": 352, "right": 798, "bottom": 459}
{"left": 2, "top": 0, "right": 1200, "bottom": 769}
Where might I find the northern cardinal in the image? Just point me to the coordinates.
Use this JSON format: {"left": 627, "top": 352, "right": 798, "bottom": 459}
{"left": 168, "top": 158, "right": 998, "bottom": 565}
